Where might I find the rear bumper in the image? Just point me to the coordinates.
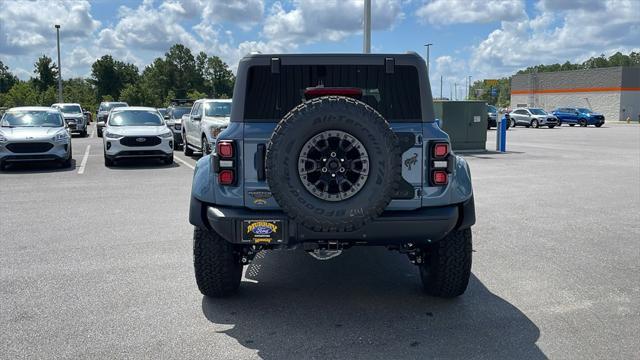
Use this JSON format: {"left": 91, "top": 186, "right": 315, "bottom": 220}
{"left": 191, "top": 197, "right": 475, "bottom": 246}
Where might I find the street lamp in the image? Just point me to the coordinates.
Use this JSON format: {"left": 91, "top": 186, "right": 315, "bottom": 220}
{"left": 55, "top": 24, "right": 62, "bottom": 103}
{"left": 363, "top": 0, "right": 371, "bottom": 53}
{"left": 424, "top": 43, "right": 433, "bottom": 76}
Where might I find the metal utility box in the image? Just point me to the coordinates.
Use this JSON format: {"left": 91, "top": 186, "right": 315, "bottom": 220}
{"left": 433, "top": 101, "right": 487, "bottom": 151}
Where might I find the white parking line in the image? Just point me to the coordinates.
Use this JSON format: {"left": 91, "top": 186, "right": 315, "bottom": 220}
{"left": 78, "top": 145, "right": 91, "bottom": 174}
{"left": 173, "top": 154, "right": 195, "bottom": 170}
{"left": 90, "top": 129, "right": 95, "bottom": 138}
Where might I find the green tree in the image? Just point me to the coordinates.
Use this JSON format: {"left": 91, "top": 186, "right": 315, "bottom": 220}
{"left": 33, "top": 55, "right": 58, "bottom": 92}
{"left": 140, "top": 57, "right": 172, "bottom": 104}
{"left": 120, "top": 81, "right": 161, "bottom": 107}
{"left": 186, "top": 89, "right": 207, "bottom": 100}
{"left": 63, "top": 78, "right": 98, "bottom": 111}
{"left": 203, "top": 55, "right": 235, "bottom": 98}
{"left": 3, "top": 82, "right": 39, "bottom": 107}
{"left": 164, "top": 44, "right": 203, "bottom": 97}
{"left": 0, "top": 60, "right": 18, "bottom": 93}
{"left": 39, "top": 86, "right": 57, "bottom": 106}
{"left": 90, "top": 55, "right": 139, "bottom": 100}
{"left": 469, "top": 78, "right": 511, "bottom": 108}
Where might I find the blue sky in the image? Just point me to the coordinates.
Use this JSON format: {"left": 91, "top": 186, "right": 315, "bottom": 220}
{"left": 1, "top": 0, "right": 639, "bottom": 99}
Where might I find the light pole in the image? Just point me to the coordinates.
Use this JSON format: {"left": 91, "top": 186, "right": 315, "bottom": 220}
{"left": 55, "top": 24, "right": 62, "bottom": 103}
{"left": 424, "top": 43, "right": 432, "bottom": 76}
{"left": 363, "top": 0, "right": 371, "bottom": 53}
{"left": 467, "top": 75, "right": 472, "bottom": 99}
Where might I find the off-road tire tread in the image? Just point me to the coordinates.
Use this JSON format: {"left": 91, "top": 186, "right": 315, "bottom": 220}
{"left": 421, "top": 228, "right": 472, "bottom": 298}
{"left": 266, "top": 96, "right": 401, "bottom": 232}
{"left": 193, "top": 227, "right": 242, "bottom": 297}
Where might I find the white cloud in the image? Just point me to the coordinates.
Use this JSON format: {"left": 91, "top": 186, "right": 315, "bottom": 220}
{"left": 431, "top": 55, "right": 471, "bottom": 99}
{"left": 109, "top": 2, "right": 201, "bottom": 52}
{"left": 0, "top": 0, "right": 100, "bottom": 55}
{"left": 203, "top": 0, "right": 264, "bottom": 25}
{"left": 416, "top": 0, "right": 526, "bottom": 25}
{"left": 263, "top": 0, "right": 404, "bottom": 45}
{"left": 536, "top": 0, "right": 607, "bottom": 11}
{"left": 470, "top": 0, "right": 640, "bottom": 76}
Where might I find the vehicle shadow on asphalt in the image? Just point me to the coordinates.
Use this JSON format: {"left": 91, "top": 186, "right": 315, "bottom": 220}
{"left": 105, "top": 158, "right": 179, "bottom": 169}
{"left": 202, "top": 247, "right": 545, "bottom": 359}
{"left": 0, "top": 160, "right": 77, "bottom": 174}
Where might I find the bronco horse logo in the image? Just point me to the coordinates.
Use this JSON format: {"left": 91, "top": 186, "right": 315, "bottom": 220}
{"left": 404, "top": 153, "right": 418, "bottom": 170}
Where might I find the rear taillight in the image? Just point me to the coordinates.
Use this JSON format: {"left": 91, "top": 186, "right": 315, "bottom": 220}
{"left": 432, "top": 170, "right": 448, "bottom": 185}
{"left": 433, "top": 143, "right": 449, "bottom": 158}
{"left": 213, "top": 140, "right": 236, "bottom": 186}
{"left": 429, "top": 141, "right": 452, "bottom": 186}
{"left": 219, "top": 169, "right": 235, "bottom": 185}
{"left": 218, "top": 141, "right": 234, "bottom": 158}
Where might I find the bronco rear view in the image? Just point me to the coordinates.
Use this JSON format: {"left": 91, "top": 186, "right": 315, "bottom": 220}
{"left": 189, "top": 53, "right": 475, "bottom": 298}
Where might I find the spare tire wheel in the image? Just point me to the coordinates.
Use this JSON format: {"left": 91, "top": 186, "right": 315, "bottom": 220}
{"left": 265, "top": 96, "right": 400, "bottom": 232}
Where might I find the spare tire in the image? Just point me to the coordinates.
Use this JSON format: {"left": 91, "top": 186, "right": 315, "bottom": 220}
{"left": 266, "top": 96, "right": 400, "bottom": 232}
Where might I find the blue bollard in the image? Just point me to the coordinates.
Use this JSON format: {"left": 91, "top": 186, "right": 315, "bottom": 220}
{"left": 496, "top": 115, "right": 507, "bottom": 152}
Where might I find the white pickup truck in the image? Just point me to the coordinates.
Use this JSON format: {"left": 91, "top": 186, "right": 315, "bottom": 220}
{"left": 181, "top": 99, "right": 231, "bottom": 156}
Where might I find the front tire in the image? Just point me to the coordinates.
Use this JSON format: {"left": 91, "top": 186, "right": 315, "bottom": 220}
{"left": 510, "top": 119, "right": 516, "bottom": 128}
{"left": 531, "top": 119, "right": 539, "bottom": 128}
{"left": 548, "top": 125, "right": 555, "bottom": 129}
{"left": 193, "top": 227, "right": 242, "bottom": 297}
{"left": 183, "top": 133, "right": 194, "bottom": 156}
{"left": 420, "top": 228, "right": 472, "bottom": 298}
{"left": 163, "top": 154, "right": 173, "bottom": 165}
{"left": 579, "top": 119, "right": 587, "bottom": 127}
{"left": 202, "top": 136, "right": 211, "bottom": 155}
{"left": 595, "top": 123, "right": 603, "bottom": 128}
{"left": 104, "top": 155, "right": 114, "bottom": 167}
{"left": 60, "top": 144, "right": 73, "bottom": 168}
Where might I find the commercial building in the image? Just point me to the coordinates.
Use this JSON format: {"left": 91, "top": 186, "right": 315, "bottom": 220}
{"left": 510, "top": 66, "right": 640, "bottom": 121}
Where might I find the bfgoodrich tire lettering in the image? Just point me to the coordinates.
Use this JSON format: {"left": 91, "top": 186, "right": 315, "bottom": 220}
{"left": 266, "top": 96, "right": 400, "bottom": 232}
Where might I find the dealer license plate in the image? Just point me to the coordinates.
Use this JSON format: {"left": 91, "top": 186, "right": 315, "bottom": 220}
{"left": 242, "top": 220, "right": 283, "bottom": 244}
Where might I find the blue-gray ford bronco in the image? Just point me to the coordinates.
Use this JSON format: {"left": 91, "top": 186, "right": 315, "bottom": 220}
{"left": 189, "top": 53, "right": 475, "bottom": 298}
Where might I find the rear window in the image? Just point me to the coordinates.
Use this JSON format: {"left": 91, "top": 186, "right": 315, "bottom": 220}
{"left": 244, "top": 64, "right": 422, "bottom": 122}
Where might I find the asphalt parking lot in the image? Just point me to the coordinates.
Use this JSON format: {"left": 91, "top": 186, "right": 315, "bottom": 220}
{"left": 1, "top": 123, "right": 639, "bottom": 359}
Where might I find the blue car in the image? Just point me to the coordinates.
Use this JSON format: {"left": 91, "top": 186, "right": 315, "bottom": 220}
{"left": 551, "top": 107, "right": 605, "bottom": 127}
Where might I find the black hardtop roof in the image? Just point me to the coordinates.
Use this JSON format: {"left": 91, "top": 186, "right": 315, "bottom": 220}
{"left": 233, "top": 52, "right": 435, "bottom": 123}
{"left": 239, "top": 52, "right": 425, "bottom": 66}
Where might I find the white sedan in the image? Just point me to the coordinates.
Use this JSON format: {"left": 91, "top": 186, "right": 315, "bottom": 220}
{"left": 102, "top": 107, "right": 174, "bottom": 166}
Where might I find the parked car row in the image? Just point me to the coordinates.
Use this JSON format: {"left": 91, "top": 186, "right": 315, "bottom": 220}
{"left": 497, "top": 106, "right": 605, "bottom": 129}
{"left": 0, "top": 97, "right": 233, "bottom": 170}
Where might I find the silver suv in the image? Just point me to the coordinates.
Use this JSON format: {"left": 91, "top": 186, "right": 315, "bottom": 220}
{"left": 182, "top": 99, "right": 231, "bottom": 156}
{"left": 51, "top": 103, "right": 88, "bottom": 137}
{"left": 509, "top": 108, "right": 558, "bottom": 128}
{"left": 0, "top": 107, "right": 72, "bottom": 170}
{"left": 96, "top": 102, "right": 128, "bottom": 137}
